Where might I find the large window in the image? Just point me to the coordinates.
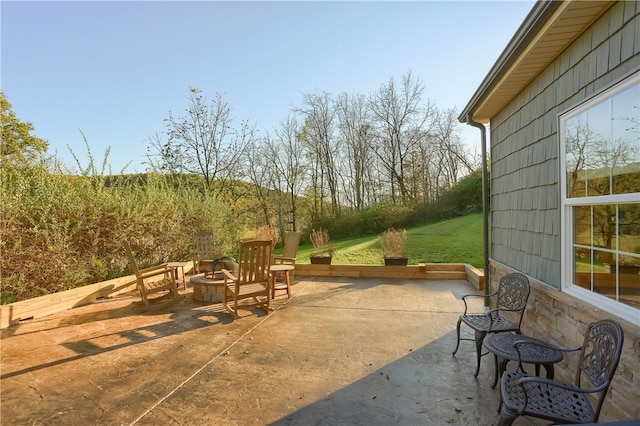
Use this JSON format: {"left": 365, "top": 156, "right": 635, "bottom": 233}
{"left": 560, "top": 72, "right": 640, "bottom": 321}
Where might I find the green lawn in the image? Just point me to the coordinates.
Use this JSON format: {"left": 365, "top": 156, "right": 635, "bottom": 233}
{"left": 291, "top": 212, "right": 484, "bottom": 268}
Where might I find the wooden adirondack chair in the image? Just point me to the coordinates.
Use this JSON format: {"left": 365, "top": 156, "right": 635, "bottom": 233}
{"left": 192, "top": 231, "right": 218, "bottom": 274}
{"left": 273, "top": 231, "right": 300, "bottom": 266}
{"left": 221, "top": 239, "right": 272, "bottom": 318}
{"left": 124, "top": 241, "right": 178, "bottom": 306}
{"left": 272, "top": 231, "right": 300, "bottom": 297}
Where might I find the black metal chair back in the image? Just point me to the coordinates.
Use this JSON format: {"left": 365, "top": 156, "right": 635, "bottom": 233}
{"left": 577, "top": 320, "right": 624, "bottom": 417}
{"left": 494, "top": 272, "right": 530, "bottom": 324}
{"left": 499, "top": 319, "right": 624, "bottom": 425}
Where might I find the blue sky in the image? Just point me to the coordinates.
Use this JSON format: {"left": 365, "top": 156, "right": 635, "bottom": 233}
{"left": 2, "top": 1, "right": 536, "bottom": 174}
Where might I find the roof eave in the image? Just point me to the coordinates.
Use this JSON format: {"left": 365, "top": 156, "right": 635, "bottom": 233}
{"left": 459, "top": 0, "right": 613, "bottom": 125}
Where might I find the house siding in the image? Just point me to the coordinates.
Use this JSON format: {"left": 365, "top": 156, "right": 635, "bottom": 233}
{"left": 487, "top": 2, "right": 640, "bottom": 422}
{"left": 490, "top": 0, "right": 640, "bottom": 289}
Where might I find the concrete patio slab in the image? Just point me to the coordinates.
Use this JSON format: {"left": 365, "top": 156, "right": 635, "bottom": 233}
{"left": 1, "top": 277, "right": 539, "bottom": 425}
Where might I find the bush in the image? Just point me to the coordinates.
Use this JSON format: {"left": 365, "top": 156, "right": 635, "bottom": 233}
{"left": 303, "top": 169, "right": 485, "bottom": 243}
{"left": 436, "top": 170, "right": 485, "bottom": 217}
{"left": 0, "top": 162, "right": 238, "bottom": 304}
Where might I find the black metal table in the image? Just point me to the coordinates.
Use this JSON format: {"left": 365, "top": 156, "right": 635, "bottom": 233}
{"left": 483, "top": 333, "right": 563, "bottom": 388}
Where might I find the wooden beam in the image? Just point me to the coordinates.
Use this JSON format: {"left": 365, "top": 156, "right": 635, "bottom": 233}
{"left": 294, "top": 263, "right": 482, "bottom": 283}
{"left": 0, "top": 274, "right": 139, "bottom": 329}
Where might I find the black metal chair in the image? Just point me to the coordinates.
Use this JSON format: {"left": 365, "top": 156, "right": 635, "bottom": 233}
{"left": 452, "top": 272, "right": 530, "bottom": 377}
{"left": 498, "top": 319, "right": 624, "bottom": 425}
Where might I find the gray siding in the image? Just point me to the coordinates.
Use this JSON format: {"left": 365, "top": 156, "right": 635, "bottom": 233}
{"left": 489, "top": 1, "right": 640, "bottom": 288}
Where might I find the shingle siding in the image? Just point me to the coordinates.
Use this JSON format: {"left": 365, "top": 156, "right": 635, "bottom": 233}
{"left": 490, "top": 1, "right": 640, "bottom": 289}
{"left": 487, "top": 8, "right": 640, "bottom": 408}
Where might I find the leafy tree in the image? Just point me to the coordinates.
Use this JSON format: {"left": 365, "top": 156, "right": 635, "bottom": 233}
{"left": 0, "top": 90, "right": 48, "bottom": 164}
{"left": 437, "top": 169, "right": 485, "bottom": 217}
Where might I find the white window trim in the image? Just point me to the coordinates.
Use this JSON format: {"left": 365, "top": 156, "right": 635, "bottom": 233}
{"left": 559, "top": 71, "right": 640, "bottom": 324}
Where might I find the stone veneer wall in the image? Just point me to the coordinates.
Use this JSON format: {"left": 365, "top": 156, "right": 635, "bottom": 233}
{"left": 489, "top": 261, "right": 640, "bottom": 422}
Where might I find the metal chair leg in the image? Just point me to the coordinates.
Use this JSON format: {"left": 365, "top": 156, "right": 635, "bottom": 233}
{"left": 474, "top": 330, "right": 486, "bottom": 377}
{"left": 452, "top": 317, "right": 463, "bottom": 355}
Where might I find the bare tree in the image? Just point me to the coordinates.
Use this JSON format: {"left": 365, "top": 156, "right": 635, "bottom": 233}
{"left": 245, "top": 136, "right": 275, "bottom": 226}
{"left": 145, "top": 132, "right": 182, "bottom": 174}
{"left": 565, "top": 118, "right": 595, "bottom": 196}
{"left": 295, "top": 92, "right": 341, "bottom": 216}
{"left": 414, "top": 132, "right": 441, "bottom": 204}
{"left": 273, "top": 115, "right": 307, "bottom": 232}
{"left": 336, "top": 93, "right": 375, "bottom": 211}
{"left": 369, "top": 71, "right": 435, "bottom": 204}
{"left": 151, "top": 87, "right": 254, "bottom": 198}
{"left": 432, "top": 107, "right": 474, "bottom": 188}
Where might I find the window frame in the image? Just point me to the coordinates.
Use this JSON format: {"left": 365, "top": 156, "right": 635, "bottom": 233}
{"left": 559, "top": 71, "right": 640, "bottom": 323}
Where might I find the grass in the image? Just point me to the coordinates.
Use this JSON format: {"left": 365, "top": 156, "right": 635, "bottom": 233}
{"left": 292, "top": 213, "right": 484, "bottom": 268}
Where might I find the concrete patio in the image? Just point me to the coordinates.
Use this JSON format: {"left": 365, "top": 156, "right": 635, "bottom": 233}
{"left": 1, "top": 276, "right": 541, "bottom": 425}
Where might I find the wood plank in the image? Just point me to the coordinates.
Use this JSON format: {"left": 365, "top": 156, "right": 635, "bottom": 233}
{"left": 294, "top": 263, "right": 479, "bottom": 282}
{"left": 465, "top": 264, "right": 485, "bottom": 291}
{"left": 0, "top": 275, "right": 138, "bottom": 329}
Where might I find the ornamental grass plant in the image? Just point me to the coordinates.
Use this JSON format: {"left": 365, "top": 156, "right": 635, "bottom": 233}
{"left": 380, "top": 228, "right": 407, "bottom": 258}
{"left": 310, "top": 228, "right": 335, "bottom": 257}
{"left": 256, "top": 225, "right": 279, "bottom": 248}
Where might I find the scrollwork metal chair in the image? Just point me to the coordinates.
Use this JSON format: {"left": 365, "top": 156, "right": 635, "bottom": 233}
{"left": 498, "top": 319, "right": 624, "bottom": 425}
{"left": 452, "top": 272, "right": 530, "bottom": 377}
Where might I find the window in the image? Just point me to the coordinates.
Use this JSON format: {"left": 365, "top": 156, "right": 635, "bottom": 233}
{"left": 560, "top": 72, "right": 640, "bottom": 321}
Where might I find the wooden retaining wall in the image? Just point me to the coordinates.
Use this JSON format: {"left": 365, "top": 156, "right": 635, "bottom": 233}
{"left": 294, "top": 263, "right": 483, "bottom": 288}
{"left": 0, "top": 275, "right": 138, "bottom": 329}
